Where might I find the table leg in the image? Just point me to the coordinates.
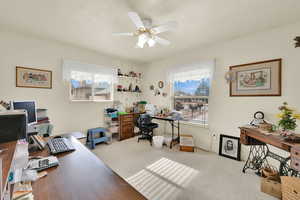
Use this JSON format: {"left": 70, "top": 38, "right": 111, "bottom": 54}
{"left": 242, "top": 145, "right": 300, "bottom": 177}
{"left": 242, "top": 144, "right": 269, "bottom": 174}
{"left": 177, "top": 120, "right": 180, "bottom": 140}
{"left": 170, "top": 121, "right": 174, "bottom": 149}
{"left": 278, "top": 156, "right": 300, "bottom": 177}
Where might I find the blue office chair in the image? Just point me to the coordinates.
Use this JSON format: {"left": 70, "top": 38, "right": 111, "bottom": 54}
{"left": 137, "top": 114, "right": 158, "bottom": 145}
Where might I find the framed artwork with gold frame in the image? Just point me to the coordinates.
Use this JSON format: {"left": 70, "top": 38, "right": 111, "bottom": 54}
{"left": 229, "top": 59, "right": 282, "bottom": 97}
{"left": 16, "top": 66, "right": 52, "bottom": 89}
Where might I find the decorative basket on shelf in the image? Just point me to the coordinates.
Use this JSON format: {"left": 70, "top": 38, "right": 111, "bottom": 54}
{"left": 259, "top": 122, "right": 273, "bottom": 132}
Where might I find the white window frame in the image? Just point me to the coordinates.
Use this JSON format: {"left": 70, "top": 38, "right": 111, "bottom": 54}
{"left": 168, "top": 61, "right": 215, "bottom": 125}
{"left": 63, "top": 60, "right": 116, "bottom": 102}
{"left": 69, "top": 71, "right": 114, "bottom": 102}
{"left": 172, "top": 81, "right": 210, "bottom": 125}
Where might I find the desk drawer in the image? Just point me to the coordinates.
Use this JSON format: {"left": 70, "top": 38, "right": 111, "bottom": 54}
{"left": 120, "top": 115, "right": 133, "bottom": 123}
{"left": 121, "top": 121, "right": 133, "bottom": 127}
{"left": 291, "top": 147, "right": 300, "bottom": 159}
{"left": 240, "top": 130, "right": 249, "bottom": 145}
{"left": 240, "top": 128, "right": 265, "bottom": 146}
{"left": 291, "top": 157, "right": 300, "bottom": 172}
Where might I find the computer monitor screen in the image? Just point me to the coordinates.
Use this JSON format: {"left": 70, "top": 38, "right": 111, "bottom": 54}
{"left": 13, "top": 101, "right": 37, "bottom": 124}
{"left": 0, "top": 113, "right": 27, "bottom": 143}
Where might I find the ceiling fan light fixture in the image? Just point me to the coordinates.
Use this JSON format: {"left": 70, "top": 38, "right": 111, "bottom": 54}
{"left": 149, "top": 29, "right": 156, "bottom": 35}
{"left": 136, "top": 34, "right": 148, "bottom": 48}
{"left": 114, "top": 12, "right": 177, "bottom": 48}
{"left": 147, "top": 38, "right": 156, "bottom": 47}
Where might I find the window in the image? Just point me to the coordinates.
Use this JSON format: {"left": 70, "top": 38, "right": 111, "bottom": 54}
{"left": 170, "top": 62, "right": 214, "bottom": 125}
{"left": 63, "top": 60, "right": 115, "bottom": 102}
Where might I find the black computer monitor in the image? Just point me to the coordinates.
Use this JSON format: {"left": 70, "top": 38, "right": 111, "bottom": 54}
{"left": 13, "top": 101, "right": 37, "bottom": 124}
{"left": 0, "top": 112, "right": 28, "bottom": 143}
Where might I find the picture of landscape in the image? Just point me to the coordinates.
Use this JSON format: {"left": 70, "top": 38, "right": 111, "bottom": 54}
{"left": 237, "top": 68, "right": 271, "bottom": 91}
{"left": 16, "top": 66, "right": 52, "bottom": 89}
{"left": 229, "top": 59, "right": 281, "bottom": 96}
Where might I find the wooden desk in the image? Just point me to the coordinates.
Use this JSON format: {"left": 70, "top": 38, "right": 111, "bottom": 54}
{"left": 0, "top": 141, "right": 17, "bottom": 199}
{"left": 240, "top": 127, "right": 300, "bottom": 176}
{"left": 30, "top": 137, "right": 146, "bottom": 200}
{"left": 60, "top": 132, "right": 86, "bottom": 140}
{"left": 152, "top": 116, "right": 180, "bottom": 148}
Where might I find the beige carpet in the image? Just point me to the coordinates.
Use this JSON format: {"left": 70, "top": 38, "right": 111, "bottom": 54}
{"left": 92, "top": 137, "right": 276, "bottom": 200}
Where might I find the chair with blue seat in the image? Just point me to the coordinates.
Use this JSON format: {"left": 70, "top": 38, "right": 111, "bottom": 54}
{"left": 86, "top": 127, "right": 110, "bottom": 149}
{"left": 137, "top": 114, "right": 159, "bottom": 145}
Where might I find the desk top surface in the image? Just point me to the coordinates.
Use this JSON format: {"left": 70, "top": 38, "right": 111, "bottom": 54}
{"left": 240, "top": 127, "right": 300, "bottom": 152}
{"left": 152, "top": 116, "right": 175, "bottom": 121}
{"left": 0, "top": 141, "right": 17, "bottom": 193}
{"left": 30, "top": 137, "right": 146, "bottom": 200}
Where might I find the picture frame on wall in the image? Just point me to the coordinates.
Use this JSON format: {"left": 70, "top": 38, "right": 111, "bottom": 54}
{"left": 219, "top": 134, "right": 241, "bottom": 161}
{"left": 229, "top": 59, "right": 282, "bottom": 96}
{"left": 16, "top": 66, "right": 52, "bottom": 89}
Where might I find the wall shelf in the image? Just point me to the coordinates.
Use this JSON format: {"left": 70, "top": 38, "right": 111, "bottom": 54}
{"left": 116, "top": 91, "right": 142, "bottom": 93}
{"left": 117, "top": 75, "right": 142, "bottom": 81}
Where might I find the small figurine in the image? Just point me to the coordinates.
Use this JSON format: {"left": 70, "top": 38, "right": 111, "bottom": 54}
{"left": 129, "top": 71, "right": 137, "bottom": 77}
{"left": 117, "top": 69, "right": 123, "bottom": 76}
{"left": 155, "top": 89, "right": 161, "bottom": 96}
{"left": 117, "top": 85, "right": 123, "bottom": 92}
{"left": 134, "top": 85, "right": 141, "bottom": 93}
{"left": 128, "top": 83, "right": 133, "bottom": 92}
{"left": 0, "top": 100, "right": 11, "bottom": 110}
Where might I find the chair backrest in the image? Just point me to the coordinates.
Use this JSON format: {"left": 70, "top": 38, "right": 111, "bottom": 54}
{"left": 138, "top": 114, "right": 152, "bottom": 127}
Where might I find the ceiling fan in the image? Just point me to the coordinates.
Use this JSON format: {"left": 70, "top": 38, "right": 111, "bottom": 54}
{"left": 113, "top": 12, "right": 178, "bottom": 48}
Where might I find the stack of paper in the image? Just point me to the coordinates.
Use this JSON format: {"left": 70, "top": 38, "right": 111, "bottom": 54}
{"left": 12, "top": 182, "right": 34, "bottom": 200}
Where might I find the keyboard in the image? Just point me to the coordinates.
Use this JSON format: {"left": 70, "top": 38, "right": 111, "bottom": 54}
{"left": 47, "top": 138, "right": 75, "bottom": 154}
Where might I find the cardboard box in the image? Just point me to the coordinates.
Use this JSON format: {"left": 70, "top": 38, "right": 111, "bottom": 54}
{"left": 261, "top": 178, "right": 282, "bottom": 199}
{"left": 281, "top": 176, "right": 300, "bottom": 200}
{"left": 180, "top": 134, "right": 194, "bottom": 152}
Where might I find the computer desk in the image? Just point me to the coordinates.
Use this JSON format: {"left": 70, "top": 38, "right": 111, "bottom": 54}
{"left": 30, "top": 136, "right": 146, "bottom": 200}
{"left": 152, "top": 116, "right": 180, "bottom": 149}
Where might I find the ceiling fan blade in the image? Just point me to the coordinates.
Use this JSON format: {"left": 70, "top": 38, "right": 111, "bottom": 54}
{"left": 154, "top": 36, "right": 170, "bottom": 46}
{"left": 136, "top": 34, "right": 149, "bottom": 48}
{"left": 152, "top": 21, "right": 178, "bottom": 34}
{"left": 128, "top": 12, "right": 145, "bottom": 29}
{"left": 112, "top": 32, "right": 134, "bottom": 36}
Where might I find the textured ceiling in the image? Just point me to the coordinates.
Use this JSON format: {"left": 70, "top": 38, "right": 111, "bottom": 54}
{"left": 1, "top": 0, "right": 300, "bottom": 63}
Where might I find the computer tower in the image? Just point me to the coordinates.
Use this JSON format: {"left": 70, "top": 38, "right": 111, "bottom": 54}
{"left": 0, "top": 110, "right": 28, "bottom": 143}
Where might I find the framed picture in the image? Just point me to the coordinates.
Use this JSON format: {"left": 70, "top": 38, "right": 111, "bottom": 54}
{"left": 16, "top": 66, "right": 52, "bottom": 89}
{"left": 219, "top": 134, "right": 241, "bottom": 161}
{"left": 229, "top": 59, "right": 281, "bottom": 96}
{"left": 158, "top": 81, "right": 164, "bottom": 88}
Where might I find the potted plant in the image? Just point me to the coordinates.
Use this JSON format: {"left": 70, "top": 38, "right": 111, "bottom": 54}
{"left": 277, "top": 102, "right": 300, "bottom": 136}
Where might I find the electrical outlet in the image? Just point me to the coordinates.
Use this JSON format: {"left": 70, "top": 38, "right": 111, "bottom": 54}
{"left": 210, "top": 131, "right": 218, "bottom": 140}
{"left": 212, "top": 133, "right": 218, "bottom": 140}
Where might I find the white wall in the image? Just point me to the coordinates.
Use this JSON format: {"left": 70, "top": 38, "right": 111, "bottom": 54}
{"left": 142, "top": 21, "right": 300, "bottom": 159}
{"left": 0, "top": 30, "right": 142, "bottom": 135}
{"left": 1, "top": 21, "right": 300, "bottom": 161}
